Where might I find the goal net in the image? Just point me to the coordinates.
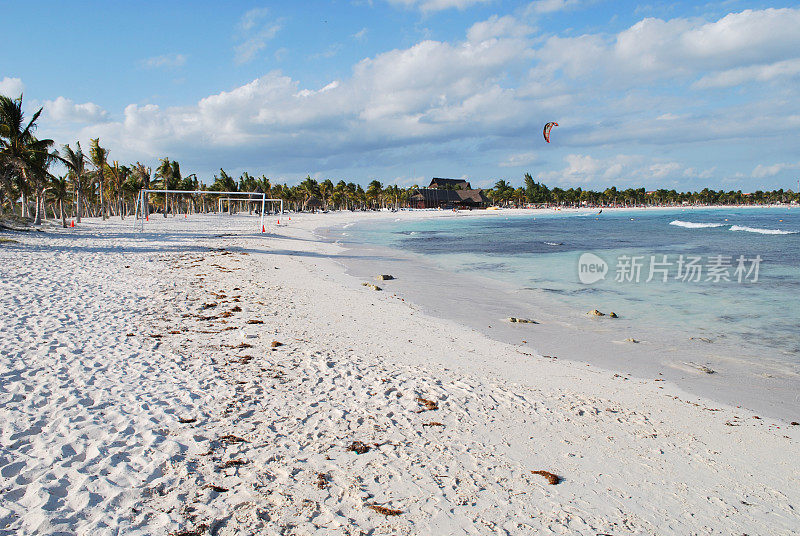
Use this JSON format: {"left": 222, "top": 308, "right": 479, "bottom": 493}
{"left": 135, "top": 190, "right": 284, "bottom": 234}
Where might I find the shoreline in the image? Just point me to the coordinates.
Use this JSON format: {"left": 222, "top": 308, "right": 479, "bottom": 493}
{"left": 313, "top": 207, "right": 800, "bottom": 422}
{"left": 1, "top": 213, "right": 798, "bottom": 534}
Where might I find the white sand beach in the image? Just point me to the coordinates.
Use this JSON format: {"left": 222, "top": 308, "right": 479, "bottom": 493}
{"left": 1, "top": 211, "right": 799, "bottom": 535}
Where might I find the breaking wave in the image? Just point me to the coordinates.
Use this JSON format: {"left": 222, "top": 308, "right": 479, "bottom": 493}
{"left": 669, "top": 220, "right": 726, "bottom": 229}
{"left": 729, "top": 225, "right": 797, "bottom": 235}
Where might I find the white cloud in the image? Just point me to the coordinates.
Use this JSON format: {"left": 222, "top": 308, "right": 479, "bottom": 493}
{"left": 310, "top": 44, "right": 344, "bottom": 60}
{"left": 234, "top": 9, "right": 282, "bottom": 64}
{"left": 387, "top": 0, "right": 490, "bottom": 13}
{"left": 76, "top": 21, "right": 540, "bottom": 171}
{"left": 274, "top": 47, "right": 289, "bottom": 61}
{"left": 542, "top": 154, "right": 694, "bottom": 185}
{"left": 467, "top": 15, "right": 534, "bottom": 43}
{"left": 693, "top": 58, "right": 800, "bottom": 89}
{"left": 239, "top": 7, "right": 270, "bottom": 32}
{"left": 353, "top": 28, "right": 368, "bottom": 41}
{"left": 682, "top": 167, "right": 716, "bottom": 180}
{"left": 0, "top": 77, "right": 24, "bottom": 97}
{"left": 752, "top": 161, "right": 800, "bottom": 179}
{"left": 29, "top": 8, "right": 800, "bottom": 188}
{"left": 649, "top": 161, "right": 681, "bottom": 179}
{"left": 43, "top": 96, "right": 109, "bottom": 124}
{"left": 140, "top": 54, "right": 187, "bottom": 69}
{"left": 536, "top": 8, "right": 800, "bottom": 84}
{"left": 528, "top": 0, "right": 581, "bottom": 15}
{"left": 499, "top": 152, "right": 538, "bottom": 168}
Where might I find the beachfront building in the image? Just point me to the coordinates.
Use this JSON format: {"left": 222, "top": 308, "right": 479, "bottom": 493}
{"left": 428, "top": 178, "right": 472, "bottom": 189}
{"left": 410, "top": 178, "right": 490, "bottom": 209}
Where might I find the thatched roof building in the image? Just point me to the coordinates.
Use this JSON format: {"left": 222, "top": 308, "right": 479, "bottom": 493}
{"left": 410, "top": 178, "right": 489, "bottom": 208}
{"left": 429, "top": 177, "right": 472, "bottom": 190}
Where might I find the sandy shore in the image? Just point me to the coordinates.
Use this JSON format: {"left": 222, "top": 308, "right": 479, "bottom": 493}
{"left": 1, "top": 212, "right": 798, "bottom": 535}
{"left": 324, "top": 207, "right": 800, "bottom": 422}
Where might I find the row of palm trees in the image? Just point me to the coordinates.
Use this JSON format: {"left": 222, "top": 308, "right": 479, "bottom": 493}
{"left": 507, "top": 175, "right": 799, "bottom": 207}
{"left": 0, "top": 95, "right": 157, "bottom": 226}
{"left": 0, "top": 94, "right": 409, "bottom": 222}
{"left": 3, "top": 94, "right": 798, "bottom": 226}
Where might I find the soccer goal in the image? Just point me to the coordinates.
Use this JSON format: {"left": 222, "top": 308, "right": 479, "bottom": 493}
{"left": 135, "top": 189, "right": 283, "bottom": 233}
{"left": 217, "top": 197, "right": 283, "bottom": 215}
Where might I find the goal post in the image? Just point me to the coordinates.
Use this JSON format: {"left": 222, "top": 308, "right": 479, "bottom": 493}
{"left": 217, "top": 197, "right": 284, "bottom": 215}
{"left": 135, "top": 189, "right": 284, "bottom": 233}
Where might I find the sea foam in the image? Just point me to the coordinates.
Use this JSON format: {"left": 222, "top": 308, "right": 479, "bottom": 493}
{"left": 669, "top": 220, "right": 726, "bottom": 229}
{"left": 729, "top": 225, "right": 797, "bottom": 235}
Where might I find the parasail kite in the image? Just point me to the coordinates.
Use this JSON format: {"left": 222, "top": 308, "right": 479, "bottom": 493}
{"left": 543, "top": 122, "right": 558, "bottom": 143}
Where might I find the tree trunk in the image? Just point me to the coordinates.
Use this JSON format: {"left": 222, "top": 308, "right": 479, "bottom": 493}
{"left": 99, "top": 173, "right": 107, "bottom": 220}
{"left": 76, "top": 187, "right": 83, "bottom": 223}
{"left": 33, "top": 192, "right": 42, "bottom": 225}
{"left": 60, "top": 199, "right": 66, "bottom": 228}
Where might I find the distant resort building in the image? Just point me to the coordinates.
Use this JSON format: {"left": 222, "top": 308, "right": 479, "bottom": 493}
{"left": 410, "top": 178, "right": 490, "bottom": 209}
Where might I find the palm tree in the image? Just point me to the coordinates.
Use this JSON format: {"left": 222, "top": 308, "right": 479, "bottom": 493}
{"left": 299, "top": 176, "right": 319, "bottom": 210}
{"left": 107, "top": 161, "right": 130, "bottom": 219}
{"left": 491, "top": 179, "right": 513, "bottom": 206}
{"left": 333, "top": 180, "right": 348, "bottom": 210}
{"left": 0, "top": 160, "right": 15, "bottom": 212}
{"left": 131, "top": 162, "right": 151, "bottom": 219}
{"left": 29, "top": 144, "right": 57, "bottom": 224}
{"left": 156, "top": 157, "right": 182, "bottom": 216}
{"left": 318, "top": 179, "right": 333, "bottom": 210}
{"left": 210, "top": 168, "right": 237, "bottom": 192}
{"left": 49, "top": 175, "right": 70, "bottom": 227}
{"left": 89, "top": 138, "right": 109, "bottom": 219}
{"left": 0, "top": 94, "right": 54, "bottom": 220}
{"left": 60, "top": 142, "right": 88, "bottom": 223}
{"left": 121, "top": 168, "right": 144, "bottom": 217}
{"left": 366, "top": 180, "right": 383, "bottom": 208}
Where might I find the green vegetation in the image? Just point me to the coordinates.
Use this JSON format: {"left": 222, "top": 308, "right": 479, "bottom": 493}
{"left": 3, "top": 93, "right": 798, "bottom": 221}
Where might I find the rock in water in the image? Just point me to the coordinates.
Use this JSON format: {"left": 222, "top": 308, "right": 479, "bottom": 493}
{"left": 609, "top": 312, "right": 618, "bottom": 318}
{"left": 588, "top": 309, "right": 605, "bottom": 316}
{"left": 376, "top": 274, "right": 394, "bottom": 281}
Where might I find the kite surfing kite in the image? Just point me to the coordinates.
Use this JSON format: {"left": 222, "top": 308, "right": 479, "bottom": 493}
{"left": 543, "top": 122, "right": 558, "bottom": 143}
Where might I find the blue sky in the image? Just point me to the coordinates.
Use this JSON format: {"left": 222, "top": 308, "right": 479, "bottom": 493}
{"left": 2, "top": 0, "right": 799, "bottom": 190}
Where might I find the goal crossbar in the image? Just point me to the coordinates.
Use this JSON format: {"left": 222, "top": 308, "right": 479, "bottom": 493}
{"left": 136, "top": 189, "right": 283, "bottom": 233}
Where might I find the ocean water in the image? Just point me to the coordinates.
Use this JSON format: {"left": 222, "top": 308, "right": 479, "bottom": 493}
{"left": 344, "top": 207, "right": 800, "bottom": 362}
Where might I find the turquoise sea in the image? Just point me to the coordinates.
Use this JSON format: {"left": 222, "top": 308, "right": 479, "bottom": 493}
{"left": 344, "top": 207, "right": 800, "bottom": 363}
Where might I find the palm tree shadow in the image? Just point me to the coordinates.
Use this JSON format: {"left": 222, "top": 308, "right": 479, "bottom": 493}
{"left": 14, "top": 228, "right": 384, "bottom": 261}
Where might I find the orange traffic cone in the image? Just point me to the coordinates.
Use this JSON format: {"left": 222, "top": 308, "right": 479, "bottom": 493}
{"left": 70, "top": 220, "right": 75, "bottom": 227}
{"left": 288, "top": 217, "right": 291, "bottom": 221}
{"left": 146, "top": 215, "right": 149, "bottom": 221}
{"left": 277, "top": 219, "right": 280, "bottom": 225}
{"left": 262, "top": 225, "right": 266, "bottom": 233}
